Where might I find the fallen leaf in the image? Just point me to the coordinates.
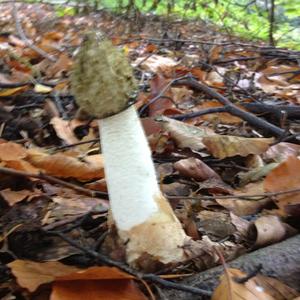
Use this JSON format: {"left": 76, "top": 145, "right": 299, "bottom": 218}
{"left": 212, "top": 268, "right": 274, "bottom": 300}
{"left": 0, "top": 86, "right": 27, "bottom": 96}
{"left": 50, "top": 117, "right": 79, "bottom": 145}
{"left": 213, "top": 268, "right": 298, "bottom": 300}
{"left": 238, "top": 162, "right": 279, "bottom": 186}
{"left": 174, "top": 157, "right": 221, "bottom": 181}
{"left": 203, "top": 135, "right": 274, "bottom": 159}
{"left": 8, "top": 260, "right": 80, "bottom": 292}
{"left": 51, "top": 280, "right": 146, "bottom": 300}
{"left": 264, "top": 156, "right": 300, "bottom": 216}
{"left": 158, "top": 116, "right": 215, "bottom": 151}
{"left": 264, "top": 142, "right": 300, "bottom": 162}
{"left": 134, "top": 54, "right": 178, "bottom": 72}
{"left": 216, "top": 182, "right": 270, "bottom": 216}
{"left": 0, "top": 142, "right": 27, "bottom": 161}
{"left": 0, "top": 189, "right": 42, "bottom": 206}
{"left": 248, "top": 215, "right": 296, "bottom": 247}
{"left": 196, "top": 101, "right": 243, "bottom": 124}
{"left": 26, "top": 149, "right": 104, "bottom": 180}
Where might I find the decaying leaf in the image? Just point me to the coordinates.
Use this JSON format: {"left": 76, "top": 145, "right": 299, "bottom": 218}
{"left": 26, "top": 149, "right": 104, "bottom": 180}
{"left": 174, "top": 157, "right": 221, "bottom": 181}
{"left": 264, "top": 156, "right": 300, "bottom": 216}
{"left": 216, "top": 182, "right": 270, "bottom": 216}
{"left": 158, "top": 116, "right": 215, "bottom": 151}
{"left": 8, "top": 260, "right": 80, "bottom": 292}
{"left": 134, "top": 54, "right": 178, "bottom": 72}
{"left": 0, "top": 141, "right": 27, "bottom": 161}
{"left": 203, "top": 135, "right": 274, "bottom": 159}
{"left": 248, "top": 215, "right": 296, "bottom": 247}
{"left": 213, "top": 268, "right": 298, "bottom": 300}
{"left": 264, "top": 142, "right": 300, "bottom": 162}
{"left": 238, "top": 162, "right": 279, "bottom": 186}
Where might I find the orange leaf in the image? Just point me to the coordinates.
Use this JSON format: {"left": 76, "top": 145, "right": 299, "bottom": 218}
{"left": 51, "top": 280, "right": 147, "bottom": 300}
{"left": 0, "top": 142, "right": 27, "bottom": 161}
{"left": 264, "top": 156, "right": 300, "bottom": 216}
{"left": 26, "top": 149, "right": 104, "bottom": 180}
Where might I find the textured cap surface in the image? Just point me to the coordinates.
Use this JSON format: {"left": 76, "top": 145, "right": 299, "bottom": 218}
{"left": 71, "top": 32, "right": 137, "bottom": 118}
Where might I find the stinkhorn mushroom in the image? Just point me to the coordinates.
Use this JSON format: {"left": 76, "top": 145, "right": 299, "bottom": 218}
{"left": 71, "top": 33, "right": 188, "bottom": 268}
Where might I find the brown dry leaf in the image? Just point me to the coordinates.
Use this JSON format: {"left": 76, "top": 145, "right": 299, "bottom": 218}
{"left": 50, "top": 117, "right": 79, "bottom": 145}
{"left": 253, "top": 274, "right": 299, "bottom": 300}
{"left": 0, "top": 189, "right": 42, "bottom": 206}
{"left": 248, "top": 215, "right": 296, "bottom": 247}
{"left": 203, "top": 135, "right": 274, "bottom": 159}
{"left": 51, "top": 280, "right": 146, "bottom": 300}
{"left": 84, "top": 179, "right": 108, "bottom": 193}
{"left": 52, "top": 266, "right": 146, "bottom": 300}
{"left": 264, "top": 142, "right": 300, "bottom": 162}
{"left": 264, "top": 156, "right": 300, "bottom": 216}
{"left": 174, "top": 157, "right": 221, "bottom": 181}
{"left": 4, "top": 159, "right": 40, "bottom": 174}
{"left": 8, "top": 260, "right": 80, "bottom": 292}
{"left": 159, "top": 116, "right": 215, "bottom": 151}
{"left": 0, "top": 86, "right": 27, "bottom": 96}
{"left": 56, "top": 266, "right": 133, "bottom": 281}
{"left": 26, "top": 149, "right": 104, "bottom": 180}
{"left": 257, "top": 66, "right": 300, "bottom": 102}
{"left": 134, "top": 55, "right": 178, "bottom": 72}
{"left": 216, "top": 182, "right": 270, "bottom": 216}
{"left": 212, "top": 268, "right": 274, "bottom": 300}
{"left": 0, "top": 141, "right": 27, "bottom": 161}
{"left": 170, "top": 86, "right": 193, "bottom": 104}
{"left": 195, "top": 101, "right": 243, "bottom": 124}
{"left": 47, "top": 53, "right": 73, "bottom": 78}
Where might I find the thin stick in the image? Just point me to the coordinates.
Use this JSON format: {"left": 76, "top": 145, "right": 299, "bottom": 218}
{"left": 175, "top": 77, "right": 285, "bottom": 137}
{"left": 43, "top": 229, "right": 212, "bottom": 296}
{"left": 0, "top": 166, "right": 108, "bottom": 198}
{"left": 168, "top": 187, "right": 300, "bottom": 201}
{"left": 12, "top": 2, "right": 56, "bottom": 62}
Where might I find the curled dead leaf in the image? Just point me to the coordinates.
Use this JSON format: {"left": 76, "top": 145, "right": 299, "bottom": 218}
{"left": 264, "top": 156, "right": 300, "bottom": 216}
{"left": 174, "top": 157, "right": 221, "bottom": 181}
{"left": 26, "top": 149, "right": 104, "bottom": 180}
{"left": 248, "top": 215, "right": 296, "bottom": 247}
{"left": 203, "top": 135, "right": 274, "bottom": 159}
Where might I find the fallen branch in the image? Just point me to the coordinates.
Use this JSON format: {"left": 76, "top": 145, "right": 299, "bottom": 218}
{"left": 12, "top": 2, "right": 56, "bottom": 62}
{"left": 175, "top": 77, "right": 285, "bottom": 137}
{"left": 43, "top": 229, "right": 213, "bottom": 297}
{"left": 163, "top": 234, "right": 300, "bottom": 299}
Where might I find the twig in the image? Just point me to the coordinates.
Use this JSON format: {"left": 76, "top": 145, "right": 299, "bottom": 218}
{"left": 233, "top": 264, "right": 262, "bottom": 284}
{"left": 54, "top": 138, "right": 100, "bottom": 151}
{"left": 139, "top": 75, "right": 189, "bottom": 116}
{"left": 170, "top": 106, "right": 227, "bottom": 120}
{"left": 43, "top": 229, "right": 212, "bottom": 296}
{"left": 168, "top": 187, "right": 300, "bottom": 201}
{"left": 12, "top": 2, "right": 56, "bottom": 62}
{"left": 0, "top": 166, "right": 108, "bottom": 199}
{"left": 175, "top": 77, "right": 285, "bottom": 137}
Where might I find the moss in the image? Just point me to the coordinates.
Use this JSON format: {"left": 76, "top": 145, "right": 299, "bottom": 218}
{"left": 71, "top": 32, "right": 137, "bottom": 118}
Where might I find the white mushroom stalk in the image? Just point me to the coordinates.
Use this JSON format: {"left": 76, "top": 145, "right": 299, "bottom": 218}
{"left": 71, "top": 33, "right": 188, "bottom": 268}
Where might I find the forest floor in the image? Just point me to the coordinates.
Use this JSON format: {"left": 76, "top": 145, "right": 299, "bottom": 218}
{"left": 0, "top": 2, "right": 300, "bottom": 300}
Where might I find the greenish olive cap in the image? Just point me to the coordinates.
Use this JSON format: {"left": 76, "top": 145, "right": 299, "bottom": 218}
{"left": 71, "top": 32, "right": 137, "bottom": 119}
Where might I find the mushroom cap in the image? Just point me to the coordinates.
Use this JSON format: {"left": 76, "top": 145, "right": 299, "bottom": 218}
{"left": 71, "top": 32, "right": 137, "bottom": 118}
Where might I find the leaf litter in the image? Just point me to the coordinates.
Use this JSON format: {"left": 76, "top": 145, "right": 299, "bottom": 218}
{"left": 0, "top": 2, "right": 299, "bottom": 299}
